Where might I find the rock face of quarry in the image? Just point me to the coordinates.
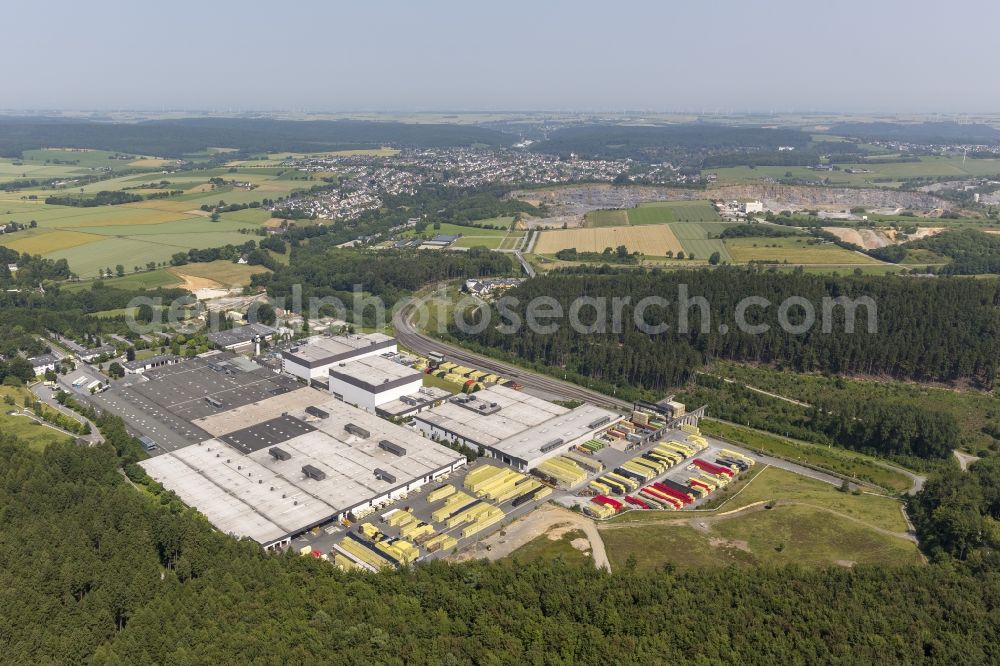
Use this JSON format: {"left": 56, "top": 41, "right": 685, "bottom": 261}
{"left": 512, "top": 184, "right": 950, "bottom": 226}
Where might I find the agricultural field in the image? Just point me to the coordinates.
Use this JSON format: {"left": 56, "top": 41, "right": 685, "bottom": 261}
{"left": 724, "top": 236, "right": 882, "bottom": 264}
{"left": 452, "top": 235, "right": 506, "bottom": 249}
{"left": 167, "top": 260, "right": 269, "bottom": 288}
{"left": 705, "top": 155, "right": 1000, "bottom": 186}
{"left": 584, "top": 209, "right": 629, "bottom": 227}
{"left": 0, "top": 159, "right": 311, "bottom": 278}
{"left": 669, "top": 222, "right": 734, "bottom": 262}
{"left": 532, "top": 224, "right": 684, "bottom": 256}
{"left": 466, "top": 216, "right": 514, "bottom": 229}
{"left": 61, "top": 268, "right": 180, "bottom": 292}
{"left": 627, "top": 200, "right": 722, "bottom": 225}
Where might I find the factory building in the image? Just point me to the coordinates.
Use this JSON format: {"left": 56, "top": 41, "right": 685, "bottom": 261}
{"left": 412, "top": 384, "right": 622, "bottom": 470}
{"left": 138, "top": 385, "right": 465, "bottom": 550}
{"left": 207, "top": 323, "right": 276, "bottom": 353}
{"left": 281, "top": 333, "right": 397, "bottom": 383}
{"left": 327, "top": 355, "right": 423, "bottom": 412}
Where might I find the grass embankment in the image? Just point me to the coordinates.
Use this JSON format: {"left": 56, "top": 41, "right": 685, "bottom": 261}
{"left": 701, "top": 420, "right": 914, "bottom": 493}
{"left": 709, "top": 361, "right": 1000, "bottom": 457}
{"left": 599, "top": 466, "right": 920, "bottom": 571}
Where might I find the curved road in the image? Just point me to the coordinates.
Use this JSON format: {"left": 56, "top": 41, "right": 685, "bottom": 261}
{"left": 393, "top": 299, "right": 631, "bottom": 412}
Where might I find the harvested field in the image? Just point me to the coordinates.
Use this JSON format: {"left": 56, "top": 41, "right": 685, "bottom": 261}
{"left": 533, "top": 224, "right": 683, "bottom": 256}
{"left": 2, "top": 229, "right": 102, "bottom": 255}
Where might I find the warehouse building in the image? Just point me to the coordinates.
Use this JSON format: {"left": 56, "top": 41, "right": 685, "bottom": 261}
{"left": 412, "top": 384, "right": 622, "bottom": 470}
{"left": 139, "top": 385, "right": 465, "bottom": 549}
{"left": 122, "top": 353, "right": 180, "bottom": 375}
{"left": 89, "top": 352, "right": 303, "bottom": 451}
{"left": 327, "top": 355, "right": 423, "bottom": 412}
{"left": 207, "top": 323, "right": 276, "bottom": 353}
{"left": 281, "top": 333, "right": 397, "bottom": 382}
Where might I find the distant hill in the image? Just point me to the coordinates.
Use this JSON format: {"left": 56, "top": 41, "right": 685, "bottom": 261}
{"left": 829, "top": 121, "right": 1000, "bottom": 145}
{"left": 0, "top": 117, "right": 515, "bottom": 158}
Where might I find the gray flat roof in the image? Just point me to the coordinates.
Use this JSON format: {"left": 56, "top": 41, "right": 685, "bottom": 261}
{"left": 377, "top": 386, "right": 451, "bottom": 417}
{"left": 139, "top": 386, "right": 464, "bottom": 545}
{"left": 491, "top": 403, "right": 621, "bottom": 466}
{"left": 219, "top": 414, "right": 318, "bottom": 454}
{"left": 123, "top": 354, "right": 179, "bottom": 370}
{"left": 90, "top": 353, "right": 301, "bottom": 450}
{"left": 282, "top": 333, "right": 396, "bottom": 368}
{"left": 328, "top": 355, "right": 422, "bottom": 393}
{"left": 412, "top": 384, "right": 569, "bottom": 447}
{"left": 207, "top": 323, "right": 276, "bottom": 348}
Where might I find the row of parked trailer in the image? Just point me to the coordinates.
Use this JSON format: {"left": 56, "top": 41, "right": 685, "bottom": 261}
{"left": 587, "top": 436, "right": 708, "bottom": 497}
{"left": 585, "top": 437, "right": 756, "bottom": 517}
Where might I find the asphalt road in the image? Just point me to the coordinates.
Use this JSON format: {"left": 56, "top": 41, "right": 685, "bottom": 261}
{"left": 392, "top": 300, "right": 632, "bottom": 412}
{"left": 30, "top": 382, "right": 103, "bottom": 445}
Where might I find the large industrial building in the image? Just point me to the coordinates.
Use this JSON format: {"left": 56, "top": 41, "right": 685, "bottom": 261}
{"left": 128, "top": 366, "right": 465, "bottom": 549}
{"left": 327, "top": 355, "right": 423, "bottom": 412}
{"left": 281, "top": 333, "right": 397, "bottom": 382}
{"left": 207, "top": 323, "right": 276, "bottom": 353}
{"left": 412, "top": 384, "right": 621, "bottom": 470}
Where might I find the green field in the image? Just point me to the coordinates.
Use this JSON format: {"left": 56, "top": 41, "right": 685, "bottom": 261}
{"left": 62, "top": 269, "right": 180, "bottom": 292}
{"left": 452, "top": 236, "right": 505, "bottom": 249}
{"left": 168, "top": 260, "right": 270, "bottom": 287}
{"left": 701, "top": 420, "right": 914, "bottom": 492}
{"left": 600, "top": 505, "right": 920, "bottom": 571}
{"left": 0, "top": 158, "right": 310, "bottom": 278}
{"left": 508, "top": 529, "right": 593, "bottom": 566}
{"left": 585, "top": 209, "right": 629, "bottom": 227}
{"left": 705, "top": 155, "right": 1000, "bottom": 187}
{"left": 0, "top": 386, "right": 77, "bottom": 452}
{"left": 724, "top": 236, "right": 882, "bottom": 264}
{"left": 599, "top": 465, "right": 920, "bottom": 571}
{"left": 627, "top": 200, "right": 722, "bottom": 225}
{"left": 466, "top": 216, "right": 515, "bottom": 229}
{"left": 667, "top": 222, "right": 734, "bottom": 262}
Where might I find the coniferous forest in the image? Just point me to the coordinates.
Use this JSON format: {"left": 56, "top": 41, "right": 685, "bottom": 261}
{"left": 449, "top": 267, "right": 1000, "bottom": 393}
{"left": 0, "top": 433, "right": 998, "bottom": 665}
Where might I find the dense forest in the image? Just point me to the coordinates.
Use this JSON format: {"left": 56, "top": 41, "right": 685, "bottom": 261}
{"left": 829, "top": 121, "right": 1000, "bottom": 145}
{"left": 0, "top": 117, "right": 515, "bottom": 158}
{"left": 253, "top": 248, "right": 513, "bottom": 324}
{"left": 876, "top": 228, "right": 1000, "bottom": 274}
{"left": 448, "top": 267, "right": 1000, "bottom": 395}
{"left": 0, "top": 283, "right": 188, "bottom": 356}
{"left": 679, "top": 374, "right": 959, "bottom": 464}
{"left": 531, "top": 124, "right": 811, "bottom": 163}
{"left": 0, "top": 434, "right": 998, "bottom": 664}
{"left": 44, "top": 190, "right": 144, "bottom": 207}
{"left": 909, "top": 457, "right": 1000, "bottom": 560}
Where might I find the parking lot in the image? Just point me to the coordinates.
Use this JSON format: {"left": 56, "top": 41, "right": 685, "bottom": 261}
{"left": 292, "top": 460, "right": 559, "bottom": 563}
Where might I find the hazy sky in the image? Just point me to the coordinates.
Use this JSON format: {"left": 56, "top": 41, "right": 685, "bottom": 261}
{"left": 7, "top": 0, "right": 999, "bottom": 113}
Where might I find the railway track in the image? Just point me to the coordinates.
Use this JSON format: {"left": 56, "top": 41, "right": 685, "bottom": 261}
{"left": 392, "top": 301, "right": 631, "bottom": 412}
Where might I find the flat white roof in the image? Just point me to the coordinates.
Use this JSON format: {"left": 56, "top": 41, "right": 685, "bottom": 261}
{"left": 378, "top": 386, "right": 452, "bottom": 416}
{"left": 140, "top": 387, "right": 463, "bottom": 545}
{"left": 413, "top": 384, "right": 569, "bottom": 447}
{"left": 282, "top": 333, "right": 395, "bottom": 368}
{"left": 328, "top": 355, "right": 422, "bottom": 391}
{"left": 492, "top": 403, "right": 621, "bottom": 466}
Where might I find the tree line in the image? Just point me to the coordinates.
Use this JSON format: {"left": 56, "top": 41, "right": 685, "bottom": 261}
{"left": 0, "top": 432, "right": 996, "bottom": 664}
{"left": 448, "top": 267, "right": 1000, "bottom": 396}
